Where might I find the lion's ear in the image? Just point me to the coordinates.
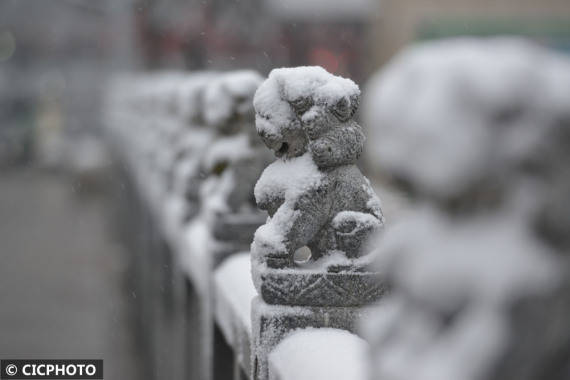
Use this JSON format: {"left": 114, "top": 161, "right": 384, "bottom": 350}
{"left": 290, "top": 97, "right": 313, "bottom": 116}
{"left": 331, "top": 96, "right": 352, "bottom": 122}
{"left": 349, "top": 94, "right": 360, "bottom": 117}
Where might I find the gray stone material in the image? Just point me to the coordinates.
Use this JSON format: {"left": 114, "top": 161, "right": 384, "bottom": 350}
{"left": 256, "top": 269, "right": 388, "bottom": 307}
{"left": 252, "top": 66, "right": 384, "bottom": 271}
{"left": 249, "top": 67, "right": 387, "bottom": 380}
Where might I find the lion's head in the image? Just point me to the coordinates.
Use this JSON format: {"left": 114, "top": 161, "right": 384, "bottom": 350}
{"left": 253, "top": 66, "right": 363, "bottom": 167}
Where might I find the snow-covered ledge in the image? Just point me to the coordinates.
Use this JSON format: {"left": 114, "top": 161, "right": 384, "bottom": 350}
{"left": 268, "top": 328, "right": 369, "bottom": 380}
{"left": 249, "top": 67, "right": 387, "bottom": 380}
{"left": 214, "top": 253, "right": 257, "bottom": 378}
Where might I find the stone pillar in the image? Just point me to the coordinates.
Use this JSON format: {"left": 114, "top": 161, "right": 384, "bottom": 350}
{"left": 249, "top": 67, "right": 387, "bottom": 380}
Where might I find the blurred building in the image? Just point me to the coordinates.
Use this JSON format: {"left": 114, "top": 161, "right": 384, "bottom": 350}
{"left": 132, "top": 0, "right": 379, "bottom": 81}
{"left": 370, "top": 0, "right": 570, "bottom": 67}
{"left": 0, "top": 0, "right": 135, "bottom": 168}
{"left": 4, "top": 0, "right": 569, "bottom": 170}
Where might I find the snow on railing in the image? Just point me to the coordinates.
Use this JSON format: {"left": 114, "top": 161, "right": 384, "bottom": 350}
{"left": 103, "top": 38, "right": 570, "bottom": 380}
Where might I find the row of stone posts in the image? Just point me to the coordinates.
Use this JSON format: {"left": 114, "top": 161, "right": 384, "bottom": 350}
{"left": 104, "top": 66, "right": 386, "bottom": 380}
{"left": 103, "top": 37, "right": 570, "bottom": 380}
{"left": 105, "top": 70, "right": 268, "bottom": 380}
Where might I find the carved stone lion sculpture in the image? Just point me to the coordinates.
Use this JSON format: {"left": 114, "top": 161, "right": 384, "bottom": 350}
{"left": 252, "top": 66, "right": 384, "bottom": 269}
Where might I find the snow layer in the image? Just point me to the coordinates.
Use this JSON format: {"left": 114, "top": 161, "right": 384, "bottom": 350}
{"left": 363, "top": 37, "right": 570, "bottom": 197}
{"left": 202, "top": 134, "right": 254, "bottom": 173}
{"left": 254, "top": 153, "right": 322, "bottom": 206}
{"left": 254, "top": 66, "right": 359, "bottom": 137}
{"left": 170, "top": 128, "right": 214, "bottom": 195}
{"left": 268, "top": 328, "right": 369, "bottom": 380}
{"left": 177, "top": 73, "right": 214, "bottom": 124}
{"left": 253, "top": 153, "right": 322, "bottom": 257}
{"left": 364, "top": 296, "right": 508, "bottom": 380}
{"left": 180, "top": 219, "right": 212, "bottom": 294}
{"left": 332, "top": 210, "right": 381, "bottom": 231}
{"left": 204, "top": 70, "right": 263, "bottom": 127}
{"left": 214, "top": 253, "right": 257, "bottom": 329}
{"left": 374, "top": 207, "right": 560, "bottom": 307}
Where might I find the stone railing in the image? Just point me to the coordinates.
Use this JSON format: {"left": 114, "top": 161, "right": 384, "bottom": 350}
{"left": 103, "top": 38, "right": 569, "bottom": 380}
{"left": 104, "top": 67, "right": 383, "bottom": 380}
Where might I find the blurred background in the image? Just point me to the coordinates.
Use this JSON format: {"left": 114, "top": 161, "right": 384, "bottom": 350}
{"left": 2, "top": 0, "right": 569, "bottom": 170}
{"left": 1, "top": 0, "right": 569, "bottom": 378}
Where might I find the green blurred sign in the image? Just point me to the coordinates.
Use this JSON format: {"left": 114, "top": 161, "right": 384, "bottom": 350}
{"left": 417, "top": 17, "right": 570, "bottom": 53}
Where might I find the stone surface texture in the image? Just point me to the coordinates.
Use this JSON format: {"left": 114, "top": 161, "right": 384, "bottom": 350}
{"left": 252, "top": 67, "right": 384, "bottom": 271}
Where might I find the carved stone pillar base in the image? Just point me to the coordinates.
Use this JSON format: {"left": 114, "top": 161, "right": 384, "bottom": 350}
{"left": 253, "top": 264, "right": 387, "bottom": 307}
{"left": 251, "top": 296, "right": 367, "bottom": 380}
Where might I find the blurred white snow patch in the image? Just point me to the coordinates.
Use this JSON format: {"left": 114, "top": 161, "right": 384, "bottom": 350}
{"left": 200, "top": 171, "right": 234, "bottom": 222}
{"left": 203, "top": 70, "right": 263, "bottom": 127}
{"left": 181, "top": 220, "right": 212, "bottom": 294}
{"left": 268, "top": 328, "right": 369, "bottom": 380}
{"left": 366, "top": 296, "right": 508, "bottom": 380}
{"left": 177, "top": 72, "right": 215, "bottom": 123}
{"left": 214, "top": 253, "right": 257, "bottom": 329}
{"left": 202, "top": 134, "right": 253, "bottom": 173}
{"left": 170, "top": 129, "right": 214, "bottom": 195}
{"left": 363, "top": 37, "right": 570, "bottom": 197}
{"left": 374, "top": 207, "right": 561, "bottom": 308}
{"left": 199, "top": 134, "right": 255, "bottom": 221}
{"left": 364, "top": 205, "right": 562, "bottom": 380}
